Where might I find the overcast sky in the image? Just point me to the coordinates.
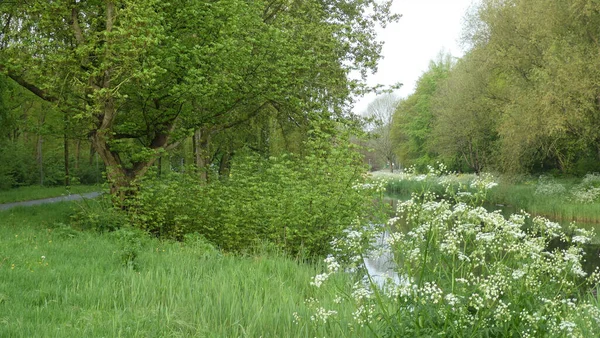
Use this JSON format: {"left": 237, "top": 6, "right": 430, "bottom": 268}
{"left": 353, "top": 0, "right": 477, "bottom": 115}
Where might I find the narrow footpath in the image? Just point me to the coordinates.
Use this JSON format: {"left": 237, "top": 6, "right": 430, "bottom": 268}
{"left": 0, "top": 192, "right": 102, "bottom": 211}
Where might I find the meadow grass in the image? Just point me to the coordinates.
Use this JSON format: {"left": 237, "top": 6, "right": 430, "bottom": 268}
{"left": 0, "top": 203, "right": 367, "bottom": 338}
{"left": 486, "top": 178, "right": 600, "bottom": 224}
{"left": 0, "top": 185, "right": 100, "bottom": 204}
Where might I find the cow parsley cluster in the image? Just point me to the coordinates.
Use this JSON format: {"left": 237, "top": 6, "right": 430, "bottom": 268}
{"left": 301, "top": 169, "right": 600, "bottom": 337}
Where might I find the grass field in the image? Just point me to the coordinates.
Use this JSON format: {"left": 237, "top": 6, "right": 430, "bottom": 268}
{"left": 0, "top": 185, "right": 100, "bottom": 204}
{"left": 0, "top": 203, "right": 366, "bottom": 337}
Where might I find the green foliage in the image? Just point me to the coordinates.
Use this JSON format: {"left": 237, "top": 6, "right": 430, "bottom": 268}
{"left": 126, "top": 131, "right": 384, "bottom": 257}
{"left": 1, "top": 0, "right": 399, "bottom": 195}
{"left": 431, "top": 50, "right": 500, "bottom": 173}
{"left": 70, "top": 195, "right": 128, "bottom": 233}
{"left": 391, "top": 54, "right": 453, "bottom": 171}
{"left": 389, "top": 0, "right": 600, "bottom": 176}
{"left": 109, "top": 227, "right": 152, "bottom": 270}
{"left": 0, "top": 142, "right": 36, "bottom": 189}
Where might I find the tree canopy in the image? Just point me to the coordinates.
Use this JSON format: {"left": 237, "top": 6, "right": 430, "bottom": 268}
{"left": 0, "top": 0, "right": 398, "bottom": 196}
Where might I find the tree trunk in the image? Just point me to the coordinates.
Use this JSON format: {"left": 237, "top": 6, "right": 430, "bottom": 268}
{"left": 75, "top": 139, "right": 81, "bottom": 171}
{"left": 63, "top": 109, "right": 70, "bottom": 186}
{"left": 219, "top": 151, "right": 232, "bottom": 179}
{"left": 64, "top": 134, "right": 70, "bottom": 186}
{"left": 194, "top": 127, "right": 212, "bottom": 182}
{"left": 37, "top": 135, "right": 43, "bottom": 186}
{"left": 89, "top": 142, "right": 95, "bottom": 166}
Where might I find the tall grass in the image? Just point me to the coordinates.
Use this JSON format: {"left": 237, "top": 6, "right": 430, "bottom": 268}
{"left": 0, "top": 203, "right": 367, "bottom": 337}
{"left": 0, "top": 185, "right": 100, "bottom": 204}
{"left": 486, "top": 178, "right": 600, "bottom": 224}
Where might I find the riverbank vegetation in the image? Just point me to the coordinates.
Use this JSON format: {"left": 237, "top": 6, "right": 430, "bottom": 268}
{"left": 308, "top": 168, "right": 600, "bottom": 337}
{"left": 2, "top": 0, "right": 600, "bottom": 336}
{"left": 379, "top": 170, "right": 600, "bottom": 226}
{"left": 74, "top": 130, "right": 387, "bottom": 258}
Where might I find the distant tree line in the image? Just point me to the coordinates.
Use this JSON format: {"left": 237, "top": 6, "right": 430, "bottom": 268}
{"left": 389, "top": 0, "right": 600, "bottom": 175}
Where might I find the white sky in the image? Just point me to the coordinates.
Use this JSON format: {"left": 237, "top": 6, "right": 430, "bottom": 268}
{"left": 353, "top": 0, "right": 477, "bottom": 115}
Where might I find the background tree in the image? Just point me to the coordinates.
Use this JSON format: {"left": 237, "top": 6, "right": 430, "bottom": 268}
{"left": 391, "top": 54, "right": 454, "bottom": 170}
{"left": 363, "top": 93, "right": 399, "bottom": 171}
{"left": 430, "top": 50, "right": 500, "bottom": 173}
{"left": 389, "top": 0, "right": 600, "bottom": 175}
{"left": 462, "top": 0, "right": 600, "bottom": 174}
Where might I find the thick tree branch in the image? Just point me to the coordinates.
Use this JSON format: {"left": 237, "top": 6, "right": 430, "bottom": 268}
{"left": 71, "top": 6, "right": 85, "bottom": 45}
{"left": 0, "top": 65, "right": 56, "bottom": 102}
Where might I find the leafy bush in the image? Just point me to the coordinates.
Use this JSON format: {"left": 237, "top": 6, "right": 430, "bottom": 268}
{"left": 126, "top": 134, "right": 385, "bottom": 257}
{"left": 71, "top": 195, "right": 128, "bottom": 232}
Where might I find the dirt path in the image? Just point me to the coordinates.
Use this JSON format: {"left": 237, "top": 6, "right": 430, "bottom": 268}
{"left": 0, "top": 192, "right": 102, "bottom": 211}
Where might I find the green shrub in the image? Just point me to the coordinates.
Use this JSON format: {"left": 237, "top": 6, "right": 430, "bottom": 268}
{"left": 71, "top": 195, "right": 128, "bottom": 232}
{"left": 126, "top": 135, "right": 385, "bottom": 257}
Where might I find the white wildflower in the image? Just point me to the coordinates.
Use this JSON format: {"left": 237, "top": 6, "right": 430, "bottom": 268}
{"left": 310, "top": 273, "right": 329, "bottom": 288}
{"left": 512, "top": 269, "right": 526, "bottom": 280}
{"left": 310, "top": 307, "right": 337, "bottom": 324}
{"left": 572, "top": 236, "right": 590, "bottom": 244}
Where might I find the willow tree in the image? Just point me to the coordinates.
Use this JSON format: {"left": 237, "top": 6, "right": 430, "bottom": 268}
{"left": 0, "top": 0, "right": 398, "bottom": 198}
{"left": 464, "top": 0, "right": 600, "bottom": 173}
{"left": 430, "top": 50, "right": 501, "bottom": 173}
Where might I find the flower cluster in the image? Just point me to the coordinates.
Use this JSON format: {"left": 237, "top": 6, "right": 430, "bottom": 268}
{"left": 302, "top": 169, "right": 600, "bottom": 337}
{"left": 535, "top": 175, "right": 567, "bottom": 196}
{"left": 536, "top": 174, "right": 600, "bottom": 203}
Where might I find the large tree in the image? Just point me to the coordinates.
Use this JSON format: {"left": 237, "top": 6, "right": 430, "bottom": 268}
{"left": 0, "top": 0, "right": 397, "bottom": 199}
{"left": 431, "top": 50, "right": 500, "bottom": 173}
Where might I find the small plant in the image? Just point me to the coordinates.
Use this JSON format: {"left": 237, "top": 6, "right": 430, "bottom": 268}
{"left": 110, "top": 227, "right": 149, "bottom": 270}
{"left": 71, "top": 194, "right": 127, "bottom": 232}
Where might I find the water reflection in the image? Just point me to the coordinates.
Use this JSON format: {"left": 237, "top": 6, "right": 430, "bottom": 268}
{"left": 363, "top": 231, "right": 400, "bottom": 287}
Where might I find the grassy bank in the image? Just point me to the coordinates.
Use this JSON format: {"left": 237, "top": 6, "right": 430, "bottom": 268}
{"left": 0, "top": 203, "right": 365, "bottom": 337}
{"left": 0, "top": 185, "right": 100, "bottom": 204}
{"left": 486, "top": 179, "right": 600, "bottom": 224}
{"left": 376, "top": 171, "right": 600, "bottom": 224}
